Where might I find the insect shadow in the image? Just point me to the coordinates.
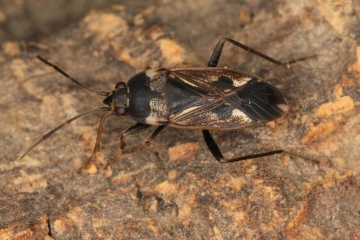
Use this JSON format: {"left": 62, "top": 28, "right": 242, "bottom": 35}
{"left": 20, "top": 38, "right": 314, "bottom": 169}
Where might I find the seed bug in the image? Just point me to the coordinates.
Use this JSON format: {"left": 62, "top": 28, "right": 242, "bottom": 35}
{"left": 20, "top": 38, "right": 310, "bottom": 167}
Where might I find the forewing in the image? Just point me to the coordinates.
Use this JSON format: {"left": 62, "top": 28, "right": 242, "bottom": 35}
{"left": 166, "top": 68, "right": 256, "bottom": 129}
{"left": 170, "top": 68, "right": 255, "bottom": 95}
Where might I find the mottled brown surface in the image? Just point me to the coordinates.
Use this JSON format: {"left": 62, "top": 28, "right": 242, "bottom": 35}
{"left": 1, "top": 0, "right": 360, "bottom": 239}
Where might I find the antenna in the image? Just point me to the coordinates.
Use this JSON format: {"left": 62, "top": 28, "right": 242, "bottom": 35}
{"left": 37, "top": 56, "right": 111, "bottom": 96}
{"left": 20, "top": 106, "right": 111, "bottom": 159}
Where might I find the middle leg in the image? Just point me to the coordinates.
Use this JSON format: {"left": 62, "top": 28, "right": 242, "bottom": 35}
{"left": 105, "top": 125, "right": 167, "bottom": 168}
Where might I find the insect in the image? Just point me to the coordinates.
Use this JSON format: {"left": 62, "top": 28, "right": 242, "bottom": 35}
{"left": 20, "top": 38, "right": 309, "bottom": 167}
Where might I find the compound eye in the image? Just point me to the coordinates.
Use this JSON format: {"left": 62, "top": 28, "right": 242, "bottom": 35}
{"left": 115, "top": 107, "right": 126, "bottom": 116}
{"left": 115, "top": 82, "right": 126, "bottom": 89}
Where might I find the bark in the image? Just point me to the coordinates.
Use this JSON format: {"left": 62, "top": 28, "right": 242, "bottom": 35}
{"left": 1, "top": 0, "right": 360, "bottom": 239}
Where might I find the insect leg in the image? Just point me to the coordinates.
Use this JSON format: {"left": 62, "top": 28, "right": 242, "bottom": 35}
{"left": 105, "top": 125, "right": 166, "bottom": 168}
{"left": 202, "top": 130, "right": 225, "bottom": 161}
{"left": 82, "top": 111, "right": 112, "bottom": 170}
{"left": 203, "top": 130, "right": 283, "bottom": 163}
{"left": 207, "top": 37, "right": 313, "bottom": 68}
{"left": 122, "top": 125, "right": 167, "bottom": 154}
{"left": 120, "top": 123, "right": 153, "bottom": 150}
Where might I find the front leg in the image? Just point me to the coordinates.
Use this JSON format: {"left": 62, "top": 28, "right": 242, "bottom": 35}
{"left": 82, "top": 111, "right": 113, "bottom": 170}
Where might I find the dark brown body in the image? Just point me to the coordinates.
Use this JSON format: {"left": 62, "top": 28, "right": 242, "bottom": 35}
{"left": 104, "top": 67, "right": 289, "bottom": 130}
